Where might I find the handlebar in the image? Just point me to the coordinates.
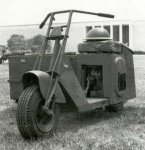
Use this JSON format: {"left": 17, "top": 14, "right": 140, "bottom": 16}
{"left": 39, "top": 13, "right": 51, "bottom": 29}
{"left": 39, "top": 9, "right": 114, "bottom": 29}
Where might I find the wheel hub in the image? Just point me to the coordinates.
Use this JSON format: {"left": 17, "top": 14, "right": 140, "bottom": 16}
{"left": 35, "top": 100, "right": 55, "bottom": 133}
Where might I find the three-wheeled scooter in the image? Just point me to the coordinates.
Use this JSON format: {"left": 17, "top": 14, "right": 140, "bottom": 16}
{"left": 15, "top": 10, "right": 136, "bottom": 139}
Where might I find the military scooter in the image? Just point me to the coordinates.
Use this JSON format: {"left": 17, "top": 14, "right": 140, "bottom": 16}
{"left": 16, "top": 10, "right": 136, "bottom": 139}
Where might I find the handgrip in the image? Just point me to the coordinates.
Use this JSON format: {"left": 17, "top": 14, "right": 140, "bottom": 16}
{"left": 39, "top": 13, "right": 51, "bottom": 29}
{"left": 97, "top": 13, "right": 114, "bottom": 18}
{"left": 39, "top": 21, "right": 46, "bottom": 29}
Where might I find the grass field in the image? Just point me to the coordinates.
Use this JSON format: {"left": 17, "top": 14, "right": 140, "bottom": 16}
{"left": 1, "top": 55, "right": 145, "bottom": 150}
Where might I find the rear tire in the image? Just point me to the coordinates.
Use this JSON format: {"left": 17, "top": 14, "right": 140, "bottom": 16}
{"left": 105, "top": 102, "right": 124, "bottom": 112}
{"left": 0, "top": 57, "right": 2, "bottom": 64}
{"left": 16, "top": 85, "right": 59, "bottom": 139}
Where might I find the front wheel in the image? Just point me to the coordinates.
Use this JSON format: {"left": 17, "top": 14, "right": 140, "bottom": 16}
{"left": 16, "top": 85, "right": 59, "bottom": 139}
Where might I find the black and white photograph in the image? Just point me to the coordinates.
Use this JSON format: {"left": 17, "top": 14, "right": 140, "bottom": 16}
{"left": 0, "top": 0, "right": 145, "bottom": 149}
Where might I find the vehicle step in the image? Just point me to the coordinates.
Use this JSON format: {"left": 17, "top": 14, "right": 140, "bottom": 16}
{"left": 87, "top": 98, "right": 109, "bottom": 104}
{"left": 79, "top": 98, "right": 110, "bottom": 112}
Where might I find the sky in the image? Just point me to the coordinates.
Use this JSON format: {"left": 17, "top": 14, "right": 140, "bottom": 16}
{"left": 0, "top": 0, "right": 145, "bottom": 26}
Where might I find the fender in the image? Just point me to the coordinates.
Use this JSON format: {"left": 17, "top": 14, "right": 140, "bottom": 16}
{"left": 22, "top": 70, "right": 66, "bottom": 103}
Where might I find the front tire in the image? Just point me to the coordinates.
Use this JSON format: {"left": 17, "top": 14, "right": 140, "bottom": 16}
{"left": 16, "top": 85, "right": 59, "bottom": 139}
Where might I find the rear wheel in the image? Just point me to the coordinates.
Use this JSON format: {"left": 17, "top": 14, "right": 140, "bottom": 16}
{"left": 0, "top": 57, "right": 2, "bottom": 64}
{"left": 16, "top": 85, "right": 59, "bottom": 139}
{"left": 105, "top": 102, "right": 124, "bottom": 112}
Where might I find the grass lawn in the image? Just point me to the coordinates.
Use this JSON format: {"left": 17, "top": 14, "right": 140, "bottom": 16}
{"left": 0, "top": 55, "right": 145, "bottom": 150}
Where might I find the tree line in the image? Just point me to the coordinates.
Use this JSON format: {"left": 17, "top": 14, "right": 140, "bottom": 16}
{"left": 7, "top": 34, "right": 51, "bottom": 53}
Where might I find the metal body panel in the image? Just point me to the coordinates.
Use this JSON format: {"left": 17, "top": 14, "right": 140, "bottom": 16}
{"left": 106, "top": 51, "right": 136, "bottom": 104}
{"left": 108, "top": 54, "right": 127, "bottom": 103}
{"left": 59, "top": 57, "right": 88, "bottom": 112}
{"left": 123, "top": 49, "right": 136, "bottom": 99}
{"left": 8, "top": 44, "right": 136, "bottom": 110}
{"left": 8, "top": 55, "right": 50, "bottom": 100}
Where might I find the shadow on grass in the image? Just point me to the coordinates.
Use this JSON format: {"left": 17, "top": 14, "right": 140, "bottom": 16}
{"left": 2, "top": 103, "right": 145, "bottom": 142}
{"left": 57, "top": 104, "right": 145, "bottom": 133}
{"left": 58, "top": 109, "right": 122, "bottom": 133}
